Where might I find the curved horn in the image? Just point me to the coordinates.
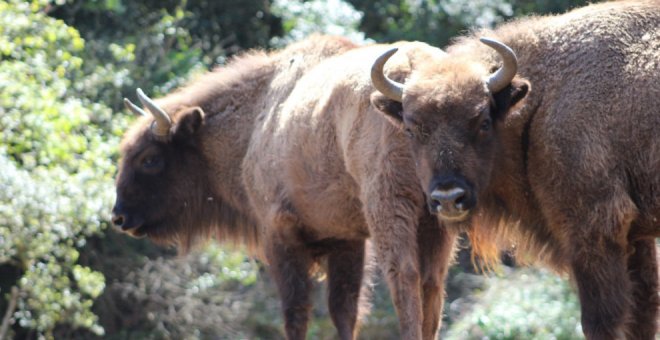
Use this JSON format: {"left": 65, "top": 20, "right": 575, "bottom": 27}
{"left": 480, "top": 37, "right": 518, "bottom": 93}
{"left": 136, "top": 88, "right": 172, "bottom": 137}
{"left": 371, "top": 48, "right": 404, "bottom": 102}
{"left": 123, "top": 98, "right": 148, "bottom": 117}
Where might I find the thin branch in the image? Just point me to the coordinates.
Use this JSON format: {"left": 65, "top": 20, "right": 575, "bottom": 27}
{"left": 0, "top": 286, "right": 19, "bottom": 340}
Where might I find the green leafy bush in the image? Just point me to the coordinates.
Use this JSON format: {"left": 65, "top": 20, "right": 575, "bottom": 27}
{"left": 347, "top": 0, "right": 596, "bottom": 48}
{"left": 271, "top": 0, "right": 368, "bottom": 46}
{"left": 0, "top": 1, "right": 127, "bottom": 337}
{"left": 101, "top": 244, "right": 259, "bottom": 339}
{"left": 445, "top": 268, "right": 583, "bottom": 340}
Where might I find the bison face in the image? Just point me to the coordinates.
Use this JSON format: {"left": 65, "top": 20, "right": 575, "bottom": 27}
{"left": 371, "top": 39, "right": 529, "bottom": 226}
{"left": 112, "top": 97, "right": 208, "bottom": 245}
{"left": 407, "top": 77, "right": 528, "bottom": 224}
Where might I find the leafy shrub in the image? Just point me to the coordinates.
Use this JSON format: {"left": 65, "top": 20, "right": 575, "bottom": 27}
{"left": 445, "top": 268, "right": 583, "bottom": 340}
{"left": 100, "top": 244, "right": 259, "bottom": 339}
{"left": 0, "top": 152, "right": 108, "bottom": 337}
{"left": 0, "top": 1, "right": 127, "bottom": 337}
{"left": 270, "top": 0, "right": 368, "bottom": 47}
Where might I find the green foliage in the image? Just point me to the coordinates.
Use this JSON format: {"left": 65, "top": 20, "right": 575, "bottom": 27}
{"left": 0, "top": 0, "right": 127, "bottom": 337}
{"left": 51, "top": 0, "right": 205, "bottom": 108}
{"left": 441, "top": 0, "right": 512, "bottom": 28}
{"left": 49, "top": 0, "right": 283, "bottom": 108}
{"left": 196, "top": 244, "right": 258, "bottom": 286}
{"left": 347, "top": 0, "right": 600, "bottom": 47}
{"left": 270, "top": 0, "right": 368, "bottom": 47}
{"left": 0, "top": 154, "right": 109, "bottom": 337}
{"left": 510, "top": 0, "right": 592, "bottom": 16}
{"left": 100, "top": 244, "right": 259, "bottom": 339}
{"left": 347, "top": 0, "right": 467, "bottom": 47}
{"left": 446, "top": 269, "right": 583, "bottom": 340}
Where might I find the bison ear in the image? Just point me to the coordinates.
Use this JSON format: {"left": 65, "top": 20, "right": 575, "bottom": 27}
{"left": 172, "top": 106, "right": 204, "bottom": 142}
{"left": 492, "top": 77, "right": 529, "bottom": 120}
{"left": 371, "top": 91, "right": 404, "bottom": 127}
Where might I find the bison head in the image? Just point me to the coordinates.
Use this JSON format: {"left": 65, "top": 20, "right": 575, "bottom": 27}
{"left": 112, "top": 89, "right": 209, "bottom": 247}
{"left": 371, "top": 38, "right": 529, "bottom": 226}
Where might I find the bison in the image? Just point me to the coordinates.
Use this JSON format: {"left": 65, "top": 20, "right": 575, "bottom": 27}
{"left": 369, "top": 1, "right": 660, "bottom": 339}
{"left": 112, "top": 35, "right": 456, "bottom": 339}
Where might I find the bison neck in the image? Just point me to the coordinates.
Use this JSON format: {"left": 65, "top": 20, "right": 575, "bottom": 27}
{"left": 173, "top": 54, "right": 279, "bottom": 254}
{"left": 475, "top": 108, "right": 569, "bottom": 269}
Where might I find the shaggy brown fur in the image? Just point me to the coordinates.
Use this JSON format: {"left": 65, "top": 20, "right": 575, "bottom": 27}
{"left": 371, "top": 1, "right": 660, "bottom": 339}
{"left": 113, "top": 35, "right": 457, "bottom": 339}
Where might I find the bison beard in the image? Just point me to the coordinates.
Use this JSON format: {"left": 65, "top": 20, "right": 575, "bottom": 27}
{"left": 370, "top": 1, "right": 660, "bottom": 339}
{"left": 112, "top": 35, "right": 457, "bottom": 339}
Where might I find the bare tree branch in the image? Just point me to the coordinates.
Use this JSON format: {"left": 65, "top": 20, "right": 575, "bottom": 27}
{"left": 0, "top": 286, "right": 19, "bottom": 340}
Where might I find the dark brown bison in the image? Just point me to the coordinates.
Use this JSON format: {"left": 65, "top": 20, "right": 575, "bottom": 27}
{"left": 112, "top": 35, "right": 456, "bottom": 339}
{"left": 370, "top": 1, "right": 659, "bottom": 339}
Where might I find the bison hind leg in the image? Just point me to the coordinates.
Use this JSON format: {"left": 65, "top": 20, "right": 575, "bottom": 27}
{"left": 326, "top": 240, "right": 370, "bottom": 340}
{"left": 625, "top": 237, "right": 659, "bottom": 339}
{"left": 266, "top": 239, "right": 314, "bottom": 340}
{"left": 571, "top": 242, "right": 631, "bottom": 340}
{"left": 565, "top": 194, "right": 640, "bottom": 340}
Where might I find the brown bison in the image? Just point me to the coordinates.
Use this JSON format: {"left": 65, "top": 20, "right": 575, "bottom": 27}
{"left": 112, "top": 35, "right": 456, "bottom": 339}
{"left": 370, "top": 1, "right": 660, "bottom": 339}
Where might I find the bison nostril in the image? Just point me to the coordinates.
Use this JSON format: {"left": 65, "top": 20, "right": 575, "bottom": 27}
{"left": 112, "top": 215, "right": 125, "bottom": 228}
{"left": 431, "top": 187, "right": 467, "bottom": 210}
{"left": 454, "top": 195, "right": 466, "bottom": 209}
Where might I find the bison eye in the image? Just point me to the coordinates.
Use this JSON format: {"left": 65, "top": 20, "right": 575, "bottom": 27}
{"left": 480, "top": 118, "right": 492, "bottom": 132}
{"left": 141, "top": 154, "right": 164, "bottom": 172}
{"left": 404, "top": 127, "right": 414, "bottom": 138}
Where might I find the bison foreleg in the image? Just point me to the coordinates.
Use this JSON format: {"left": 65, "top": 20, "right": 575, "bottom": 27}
{"left": 626, "top": 237, "right": 659, "bottom": 339}
{"left": 266, "top": 239, "right": 314, "bottom": 340}
{"left": 571, "top": 235, "right": 631, "bottom": 340}
{"left": 364, "top": 208, "right": 424, "bottom": 338}
{"left": 417, "top": 213, "right": 457, "bottom": 340}
{"left": 358, "top": 154, "right": 428, "bottom": 339}
{"left": 326, "top": 240, "right": 367, "bottom": 340}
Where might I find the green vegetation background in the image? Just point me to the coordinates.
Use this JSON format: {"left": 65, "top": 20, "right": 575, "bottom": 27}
{"left": 0, "top": 0, "right": 591, "bottom": 338}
